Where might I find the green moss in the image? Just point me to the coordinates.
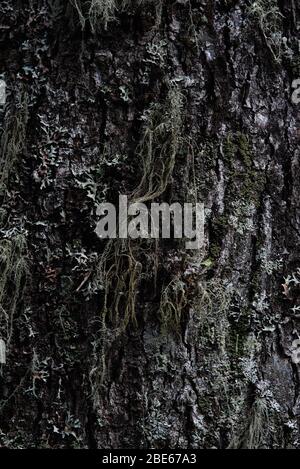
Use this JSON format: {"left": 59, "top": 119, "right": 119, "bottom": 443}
{"left": 227, "top": 309, "right": 251, "bottom": 359}
{"left": 237, "top": 132, "right": 252, "bottom": 168}
{"left": 209, "top": 133, "right": 266, "bottom": 264}
{"left": 240, "top": 171, "right": 266, "bottom": 206}
{"left": 96, "top": 82, "right": 185, "bottom": 332}
{"left": 223, "top": 133, "right": 236, "bottom": 165}
{"left": 224, "top": 132, "right": 253, "bottom": 168}
{"left": 223, "top": 132, "right": 266, "bottom": 206}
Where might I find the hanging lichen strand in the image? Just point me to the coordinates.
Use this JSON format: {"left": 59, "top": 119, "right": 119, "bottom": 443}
{"left": 0, "top": 85, "right": 28, "bottom": 194}
{"left": 96, "top": 82, "right": 185, "bottom": 332}
{"left": 130, "top": 83, "right": 184, "bottom": 204}
{"left": 0, "top": 85, "right": 29, "bottom": 361}
{"left": 88, "top": 83, "right": 187, "bottom": 402}
{"left": 69, "top": 0, "right": 162, "bottom": 31}
{"left": 0, "top": 235, "right": 28, "bottom": 349}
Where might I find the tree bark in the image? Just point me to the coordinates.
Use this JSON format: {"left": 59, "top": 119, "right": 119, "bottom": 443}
{"left": 0, "top": 0, "right": 299, "bottom": 449}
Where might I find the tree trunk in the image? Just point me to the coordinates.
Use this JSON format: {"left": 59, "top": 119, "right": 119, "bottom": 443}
{"left": 0, "top": 0, "right": 299, "bottom": 449}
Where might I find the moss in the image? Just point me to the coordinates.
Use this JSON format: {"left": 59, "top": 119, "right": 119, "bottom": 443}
{"left": 224, "top": 132, "right": 253, "bottom": 168}
{"left": 236, "top": 132, "right": 252, "bottom": 168}
{"left": 209, "top": 133, "right": 266, "bottom": 268}
{"left": 69, "top": 0, "right": 119, "bottom": 31}
{"left": 210, "top": 244, "right": 221, "bottom": 260}
{"left": 227, "top": 309, "right": 251, "bottom": 359}
{"left": 223, "top": 133, "right": 236, "bottom": 165}
{"left": 223, "top": 132, "right": 266, "bottom": 206}
{"left": 96, "top": 238, "right": 143, "bottom": 332}
{"left": 240, "top": 171, "right": 266, "bottom": 206}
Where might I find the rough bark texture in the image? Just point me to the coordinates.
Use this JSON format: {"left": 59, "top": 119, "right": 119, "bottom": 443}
{"left": 0, "top": 0, "right": 299, "bottom": 449}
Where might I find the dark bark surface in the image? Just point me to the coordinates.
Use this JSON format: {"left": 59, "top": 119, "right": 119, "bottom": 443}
{"left": 0, "top": 0, "right": 299, "bottom": 449}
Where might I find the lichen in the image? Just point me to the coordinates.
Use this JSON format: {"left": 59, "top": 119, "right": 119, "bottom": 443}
{"left": 248, "top": 0, "right": 284, "bottom": 63}
{"left": 0, "top": 234, "right": 28, "bottom": 351}
{"left": 0, "top": 86, "right": 28, "bottom": 193}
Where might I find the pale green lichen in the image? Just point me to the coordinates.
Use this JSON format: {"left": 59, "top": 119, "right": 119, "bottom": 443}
{"left": 0, "top": 234, "right": 28, "bottom": 350}
{"left": 0, "top": 86, "right": 28, "bottom": 192}
{"left": 70, "top": 0, "right": 162, "bottom": 31}
{"left": 248, "top": 0, "right": 284, "bottom": 63}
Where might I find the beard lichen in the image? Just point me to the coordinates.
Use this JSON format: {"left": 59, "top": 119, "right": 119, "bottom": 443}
{"left": 89, "top": 83, "right": 185, "bottom": 401}
{"left": 69, "top": 0, "right": 162, "bottom": 31}
{"left": 97, "top": 82, "right": 185, "bottom": 332}
{"left": 130, "top": 83, "right": 184, "bottom": 204}
{"left": 0, "top": 86, "right": 28, "bottom": 194}
{"left": 0, "top": 235, "right": 28, "bottom": 352}
{"left": 248, "top": 0, "right": 284, "bottom": 63}
{"left": 0, "top": 85, "right": 29, "bottom": 361}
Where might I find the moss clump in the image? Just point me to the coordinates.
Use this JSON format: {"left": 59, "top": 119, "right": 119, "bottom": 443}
{"left": 224, "top": 132, "right": 252, "bottom": 169}
{"left": 236, "top": 132, "right": 252, "bottom": 168}
{"left": 223, "top": 133, "right": 236, "bottom": 164}
{"left": 227, "top": 309, "right": 251, "bottom": 359}
{"left": 209, "top": 133, "right": 265, "bottom": 263}
{"left": 223, "top": 132, "right": 266, "bottom": 206}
